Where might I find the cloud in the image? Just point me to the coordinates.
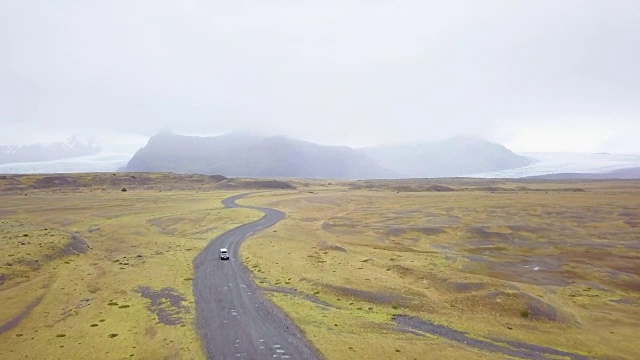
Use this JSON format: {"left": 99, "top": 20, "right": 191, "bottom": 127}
{"left": 1, "top": 1, "right": 639, "bottom": 151}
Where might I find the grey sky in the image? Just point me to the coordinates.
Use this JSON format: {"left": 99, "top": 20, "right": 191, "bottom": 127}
{"left": 2, "top": 1, "right": 639, "bottom": 152}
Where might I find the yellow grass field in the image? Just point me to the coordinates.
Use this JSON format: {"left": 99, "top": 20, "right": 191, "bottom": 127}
{"left": 2, "top": 174, "right": 639, "bottom": 359}
{"left": 0, "top": 174, "right": 261, "bottom": 359}
{"left": 240, "top": 179, "right": 640, "bottom": 359}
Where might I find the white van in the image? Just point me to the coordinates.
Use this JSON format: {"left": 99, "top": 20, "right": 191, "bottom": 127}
{"left": 219, "top": 248, "right": 229, "bottom": 260}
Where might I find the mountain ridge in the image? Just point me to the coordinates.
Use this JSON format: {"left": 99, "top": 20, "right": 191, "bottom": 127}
{"left": 124, "top": 131, "right": 533, "bottom": 179}
{"left": 360, "top": 136, "right": 534, "bottom": 178}
{"left": 523, "top": 166, "right": 640, "bottom": 180}
{"left": 124, "top": 131, "right": 395, "bottom": 179}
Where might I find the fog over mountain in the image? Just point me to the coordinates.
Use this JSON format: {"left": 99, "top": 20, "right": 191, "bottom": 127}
{"left": 361, "top": 138, "right": 533, "bottom": 178}
{"left": 2, "top": 130, "right": 640, "bottom": 178}
{"left": 124, "top": 131, "right": 536, "bottom": 179}
{"left": 124, "top": 131, "right": 394, "bottom": 179}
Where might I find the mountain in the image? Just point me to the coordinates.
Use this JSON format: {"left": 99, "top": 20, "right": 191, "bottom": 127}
{"left": 124, "top": 132, "right": 534, "bottom": 179}
{"left": 524, "top": 166, "right": 640, "bottom": 180}
{"left": 124, "top": 131, "right": 395, "bottom": 179}
{"left": 360, "top": 137, "right": 534, "bottom": 178}
{"left": 0, "top": 137, "right": 99, "bottom": 165}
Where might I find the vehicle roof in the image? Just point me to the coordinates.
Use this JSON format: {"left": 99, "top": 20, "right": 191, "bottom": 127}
{"left": 220, "top": 248, "right": 228, "bottom": 251}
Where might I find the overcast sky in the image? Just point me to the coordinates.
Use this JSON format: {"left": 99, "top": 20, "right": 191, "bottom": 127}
{"left": 2, "top": 1, "right": 639, "bottom": 152}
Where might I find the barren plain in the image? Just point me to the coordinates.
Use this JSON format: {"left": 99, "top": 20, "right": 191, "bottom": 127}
{"left": 0, "top": 173, "right": 262, "bottom": 359}
{"left": 1, "top": 174, "right": 639, "bottom": 359}
{"left": 240, "top": 179, "right": 640, "bottom": 359}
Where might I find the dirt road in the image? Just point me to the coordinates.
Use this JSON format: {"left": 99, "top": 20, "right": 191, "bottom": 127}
{"left": 193, "top": 193, "right": 319, "bottom": 359}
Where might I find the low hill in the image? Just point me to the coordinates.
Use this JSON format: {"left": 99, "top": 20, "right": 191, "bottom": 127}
{"left": 360, "top": 137, "right": 533, "bottom": 178}
{"left": 124, "top": 131, "right": 394, "bottom": 179}
{"left": 524, "top": 166, "right": 640, "bottom": 180}
{"left": 0, "top": 173, "right": 230, "bottom": 193}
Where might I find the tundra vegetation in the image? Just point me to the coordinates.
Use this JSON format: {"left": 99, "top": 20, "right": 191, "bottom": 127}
{"left": 241, "top": 179, "right": 640, "bottom": 359}
{"left": 1, "top": 174, "right": 639, "bottom": 359}
{"left": 0, "top": 173, "right": 261, "bottom": 359}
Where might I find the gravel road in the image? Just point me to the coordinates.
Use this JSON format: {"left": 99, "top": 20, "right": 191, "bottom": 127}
{"left": 193, "top": 193, "right": 320, "bottom": 360}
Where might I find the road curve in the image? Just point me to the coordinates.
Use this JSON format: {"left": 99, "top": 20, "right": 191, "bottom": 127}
{"left": 193, "top": 193, "right": 320, "bottom": 360}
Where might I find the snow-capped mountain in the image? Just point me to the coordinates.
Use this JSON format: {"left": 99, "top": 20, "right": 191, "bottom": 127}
{"left": 0, "top": 137, "right": 99, "bottom": 165}
{"left": 0, "top": 130, "right": 149, "bottom": 174}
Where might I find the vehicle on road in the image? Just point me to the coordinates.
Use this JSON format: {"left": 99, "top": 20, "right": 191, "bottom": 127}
{"left": 219, "top": 248, "right": 229, "bottom": 260}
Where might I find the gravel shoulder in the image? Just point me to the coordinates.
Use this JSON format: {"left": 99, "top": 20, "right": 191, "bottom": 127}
{"left": 193, "top": 193, "right": 320, "bottom": 360}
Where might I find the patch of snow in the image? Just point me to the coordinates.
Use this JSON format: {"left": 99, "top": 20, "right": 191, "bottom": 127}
{"left": 0, "top": 151, "right": 132, "bottom": 174}
{"left": 0, "top": 128, "right": 149, "bottom": 174}
{"left": 468, "top": 152, "right": 640, "bottom": 178}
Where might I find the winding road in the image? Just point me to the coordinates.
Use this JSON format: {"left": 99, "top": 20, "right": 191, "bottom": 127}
{"left": 193, "top": 193, "right": 319, "bottom": 360}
